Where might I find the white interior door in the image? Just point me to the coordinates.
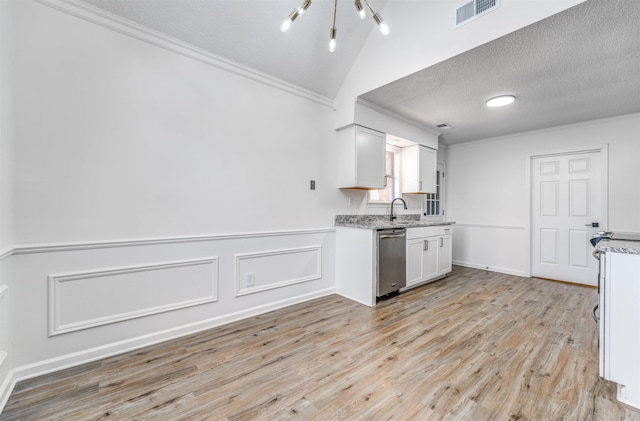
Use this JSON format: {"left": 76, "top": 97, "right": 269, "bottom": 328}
{"left": 531, "top": 151, "right": 603, "bottom": 285}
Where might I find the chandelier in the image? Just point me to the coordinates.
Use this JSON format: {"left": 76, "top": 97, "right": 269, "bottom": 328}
{"left": 280, "top": 0, "right": 390, "bottom": 53}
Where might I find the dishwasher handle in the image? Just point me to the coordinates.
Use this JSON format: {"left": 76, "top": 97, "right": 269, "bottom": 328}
{"left": 379, "top": 233, "right": 406, "bottom": 239}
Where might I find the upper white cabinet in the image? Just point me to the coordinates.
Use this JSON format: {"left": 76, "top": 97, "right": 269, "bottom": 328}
{"left": 401, "top": 145, "right": 437, "bottom": 194}
{"left": 338, "top": 125, "right": 386, "bottom": 189}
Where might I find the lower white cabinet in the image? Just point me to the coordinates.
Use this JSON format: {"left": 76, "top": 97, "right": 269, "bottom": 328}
{"left": 438, "top": 235, "right": 452, "bottom": 276}
{"left": 406, "top": 226, "right": 452, "bottom": 288}
{"left": 600, "top": 250, "right": 640, "bottom": 409}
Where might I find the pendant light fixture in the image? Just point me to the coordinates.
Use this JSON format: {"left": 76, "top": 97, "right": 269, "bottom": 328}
{"left": 280, "top": 0, "right": 312, "bottom": 33}
{"left": 280, "top": 0, "right": 389, "bottom": 53}
{"left": 329, "top": 0, "right": 337, "bottom": 53}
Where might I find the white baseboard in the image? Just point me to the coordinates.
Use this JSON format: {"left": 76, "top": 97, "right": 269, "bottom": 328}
{"left": 0, "top": 369, "right": 16, "bottom": 416}
{"left": 453, "top": 260, "right": 526, "bottom": 278}
{"left": 0, "top": 286, "right": 335, "bottom": 414}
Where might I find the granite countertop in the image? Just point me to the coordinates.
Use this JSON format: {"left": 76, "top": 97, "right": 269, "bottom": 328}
{"left": 596, "top": 239, "right": 640, "bottom": 255}
{"left": 335, "top": 214, "right": 455, "bottom": 230}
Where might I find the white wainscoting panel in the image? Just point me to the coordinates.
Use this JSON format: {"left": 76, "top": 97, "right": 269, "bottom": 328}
{"left": 0, "top": 285, "right": 7, "bottom": 369}
{"left": 451, "top": 223, "right": 527, "bottom": 277}
{"left": 235, "top": 246, "right": 321, "bottom": 296}
{"left": 48, "top": 258, "right": 219, "bottom": 336}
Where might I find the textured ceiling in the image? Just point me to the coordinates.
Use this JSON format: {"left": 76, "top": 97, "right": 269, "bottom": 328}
{"left": 78, "top": 0, "right": 388, "bottom": 99}
{"left": 361, "top": 0, "right": 640, "bottom": 145}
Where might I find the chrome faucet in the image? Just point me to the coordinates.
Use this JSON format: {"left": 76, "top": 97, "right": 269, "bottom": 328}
{"left": 389, "top": 197, "right": 408, "bottom": 222}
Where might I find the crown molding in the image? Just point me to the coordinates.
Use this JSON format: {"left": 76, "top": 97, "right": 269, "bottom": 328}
{"left": 355, "top": 98, "right": 442, "bottom": 137}
{"left": 447, "top": 112, "right": 640, "bottom": 149}
{"left": 33, "top": 0, "right": 334, "bottom": 108}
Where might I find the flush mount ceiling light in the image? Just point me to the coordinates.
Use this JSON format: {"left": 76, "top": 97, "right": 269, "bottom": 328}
{"left": 281, "top": 0, "right": 389, "bottom": 53}
{"left": 486, "top": 95, "right": 516, "bottom": 107}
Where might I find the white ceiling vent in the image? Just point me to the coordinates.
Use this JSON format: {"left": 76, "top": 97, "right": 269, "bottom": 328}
{"left": 454, "top": 0, "right": 500, "bottom": 28}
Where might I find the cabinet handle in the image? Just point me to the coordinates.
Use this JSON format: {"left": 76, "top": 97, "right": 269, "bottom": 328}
{"left": 440, "top": 237, "right": 443, "bottom": 247}
{"left": 423, "top": 240, "right": 428, "bottom": 251}
{"left": 419, "top": 181, "right": 422, "bottom": 191}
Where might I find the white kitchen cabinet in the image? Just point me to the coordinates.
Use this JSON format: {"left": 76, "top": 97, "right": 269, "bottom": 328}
{"left": 335, "top": 226, "right": 377, "bottom": 307}
{"left": 405, "top": 226, "right": 452, "bottom": 288}
{"left": 600, "top": 250, "right": 640, "bottom": 409}
{"left": 438, "top": 234, "right": 452, "bottom": 276}
{"left": 401, "top": 145, "right": 437, "bottom": 194}
{"left": 338, "top": 125, "right": 386, "bottom": 189}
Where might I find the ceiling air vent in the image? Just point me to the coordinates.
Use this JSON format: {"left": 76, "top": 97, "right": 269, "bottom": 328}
{"left": 436, "top": 123, "right": 453, "bottom": 130}
{"left": 454, "top": 0, "right": 500, "bottom": 28}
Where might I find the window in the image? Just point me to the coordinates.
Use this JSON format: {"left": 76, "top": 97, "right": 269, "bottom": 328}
{"left": 369, "top": 144, "right": 401, "bottom": 203}
{"left": 424, "top": 163, "right": 444, "bottom": 217}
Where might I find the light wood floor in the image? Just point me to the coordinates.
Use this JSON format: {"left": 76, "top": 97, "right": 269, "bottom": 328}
{"left": 2, "top": 266, "right": 640, "bottom": 420}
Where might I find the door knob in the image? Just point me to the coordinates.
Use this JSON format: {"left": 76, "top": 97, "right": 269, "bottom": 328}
{"left": 585, "top": 222, "right": 599, "bottom": 227}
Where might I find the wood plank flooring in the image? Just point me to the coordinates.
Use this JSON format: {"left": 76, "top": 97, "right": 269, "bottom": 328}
{"left": 2, "top": 266, "right": 640, "bottom": 420}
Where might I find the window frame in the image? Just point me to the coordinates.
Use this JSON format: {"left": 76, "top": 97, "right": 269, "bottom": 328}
{"left": 368, "top": 144, "right": 402, "bottom": 205}
{"left": 423, "top": 162, "right": 445, "bottom": 218}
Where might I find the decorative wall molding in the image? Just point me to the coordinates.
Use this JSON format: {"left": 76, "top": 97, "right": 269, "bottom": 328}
{"left": 453, "top": 223, "right": 526, "bottom": 230}
{"left": 235, "top": 246, "right": 322, "bottom": 297}
{"left": 0, "top": 369, "right": 16, "bottom": 415}
{"left": 0, "top": 249, "right": 11, "bottom": 262}
{"left": 34, "top": 0, "right": 333, "bottom": 108}
{"left": 13, "top": 228, "right": 335, "bottom": 256}
{"left": 9, "top": 286, "right": 334, "bottom": 397}
{"left": 48, "top": 258, "right": 219, "bottom": 336}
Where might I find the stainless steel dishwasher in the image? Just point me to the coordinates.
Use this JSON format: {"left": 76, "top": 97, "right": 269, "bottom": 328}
{"left": 377, "top": 228, "right": 407, "bottom": 297}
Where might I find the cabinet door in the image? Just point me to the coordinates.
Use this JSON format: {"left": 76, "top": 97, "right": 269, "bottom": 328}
{"left": 401, "top": 145, "right": 437, "bottom": 193}
{"left": 419, "top": 146, "right": 437, "bottom": 194}
{"left": 424, "top": 237, "right": 439, "bottom": 280}
{"left": 406, "top": 238, "right": 426, "bottom": 286}
{"left": 355, "top": 126, "right": 386, "bottom": 188}
{"left": 438, "top": 235, "right": 452, "bottom": 276}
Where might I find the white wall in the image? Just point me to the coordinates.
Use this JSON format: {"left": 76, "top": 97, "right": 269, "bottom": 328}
{"left": 2, "top": 0, "right": 348, "bottom": 408}
{"left": 334, "top": 0, "right": 585, "bottom": 128}
{"left": 446, "top": 113, "right": 640, "bottom": 276}
{"left": 0, "top": 0, "right": 14, "bottom": 406}
{"left": 14, "top": 1, "right": 346, "bottom": 245}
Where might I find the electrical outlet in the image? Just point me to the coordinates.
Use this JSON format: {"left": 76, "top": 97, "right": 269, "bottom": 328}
{"left": 246, "top": 272, "right": 255, "bottom": 287}
{"left": 310, "top": 180, "right": 316, "bottom": 190}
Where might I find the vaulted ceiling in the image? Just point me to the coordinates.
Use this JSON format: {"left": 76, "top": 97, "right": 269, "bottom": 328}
{"left": 79, "top": 0, "right": 387, "bottom": 99}
{"left": 76, "top": 0, "right": 640, "bottom": 145}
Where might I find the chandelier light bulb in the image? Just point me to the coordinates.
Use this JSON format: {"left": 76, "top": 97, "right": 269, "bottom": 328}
{"left": 329, "top": 27, "right": 337, "bottom": 52}
{"left": 379, "top": 21, "right": 390, "bottom": 35}
{"left": 355, "top": 0, "right": 366, "bottom": 19}
{"left": 299, "top": 0, "right": 312, "bottom": 16}
{"left": 280, "top": 18, "right": 292, "bottom": 32}
{"left": 372, "top": 12, "right": 390, "bottom": 36}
